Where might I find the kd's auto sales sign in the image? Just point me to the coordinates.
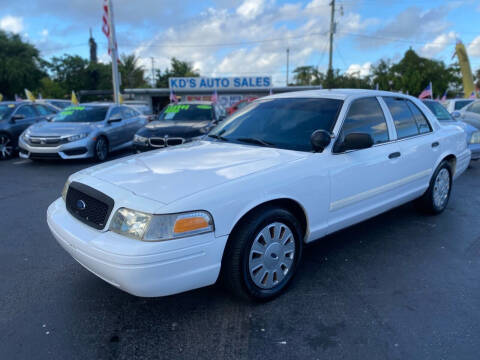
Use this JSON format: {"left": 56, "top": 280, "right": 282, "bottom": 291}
{"left": 169, "top": 76, "right": 272, "bottom": 90}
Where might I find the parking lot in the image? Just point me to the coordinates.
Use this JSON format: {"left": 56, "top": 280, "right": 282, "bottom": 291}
{"left": 1, "top": 153, "right": 479, "bottom": 360}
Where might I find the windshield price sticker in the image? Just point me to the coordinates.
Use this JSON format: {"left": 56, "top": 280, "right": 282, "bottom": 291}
{"left": 8, "top": 104, "right": 15, "bottom": 108}
{"left": 165, "top": 105, "right": 190, "bottom": 113}
{"left": 196, "top": 105, "right": 211, "bottom": 109}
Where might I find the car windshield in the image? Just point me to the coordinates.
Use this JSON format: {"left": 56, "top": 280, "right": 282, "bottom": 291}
{"left": 423, "top": 101, "right": 452, "bottom": 121}
{"left": 52, "top": 106, "right": 108, "bottom": 123}
{"left": 0, "top": 104, "right": 15, "bottom": 120}
{"left": 158, "top": 104, "right": 212, "bottom": 121}
{"left": 208, "top": 98, "right": 343, "bottom": 152}
{"left": 455, "top": 100, "right": 473, "bottom": 110}
{"left": 50, "top": 101, "right": 71, "bottom": 109}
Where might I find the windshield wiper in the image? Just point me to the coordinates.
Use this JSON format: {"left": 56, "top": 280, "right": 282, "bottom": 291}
{"left": 234, "top": 137, "right": 273, "bottom": 147}
{"left": 207, "top": 134, "right": 229, "bottom": 142}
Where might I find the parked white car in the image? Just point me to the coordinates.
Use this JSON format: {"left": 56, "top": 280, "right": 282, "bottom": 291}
{"left": 443, "top": 98, "right": 474, "bottom": 113}
{"left": 47, "top": 89, "right": 470, "bottom": 301}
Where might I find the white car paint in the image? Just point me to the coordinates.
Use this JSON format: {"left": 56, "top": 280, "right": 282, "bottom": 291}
{"left": 47, "top": 89, "right": 471, "bottom": 297}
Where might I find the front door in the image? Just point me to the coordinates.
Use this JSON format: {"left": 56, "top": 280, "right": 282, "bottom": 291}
{"left": 328, "top": 96, "right": 402, "bottom": 233}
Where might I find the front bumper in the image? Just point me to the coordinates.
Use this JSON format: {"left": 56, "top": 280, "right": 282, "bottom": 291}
{"left": 18, "top": 136, "right": 95, "bottom": 160}
{"left": 47, "top": 198, "right": 228, "bottom": 297}
{"left": 133, "top": 140, "right": 153, "bottom": 152}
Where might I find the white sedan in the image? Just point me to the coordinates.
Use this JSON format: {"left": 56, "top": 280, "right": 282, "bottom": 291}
{"left": 47, "top": 89, "right": 470, "bottom": 301}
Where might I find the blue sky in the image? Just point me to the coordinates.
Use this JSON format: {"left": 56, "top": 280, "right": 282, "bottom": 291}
{"left": 1, "top": 0, "right": 479, "bottom": 86}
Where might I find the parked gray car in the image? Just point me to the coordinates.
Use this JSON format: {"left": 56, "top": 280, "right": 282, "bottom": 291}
{"left": 18, "top": 103, "right": 147, "bottom": 161}
{"left": 424, "top": 99, "right": 480, "bottom": 160}
{"left": 0, "top": 101, "right": 58, "bottom": 160}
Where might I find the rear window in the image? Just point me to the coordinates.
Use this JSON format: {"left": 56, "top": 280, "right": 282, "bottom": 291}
{"left": 423, "top": 101, "right": 452, "bottom": 121}
{"left": 383, "top": 97, "right": 419, "bottom": 139}
{"left": 158, "top": 104, "right": 213, "bottom": 121}
{"left": 53, "top": 106, "right": 108, "bottom": 123}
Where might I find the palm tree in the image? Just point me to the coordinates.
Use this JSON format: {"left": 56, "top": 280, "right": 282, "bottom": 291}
{"left": 119, "top": 54, "right": 147, "bottom": 89}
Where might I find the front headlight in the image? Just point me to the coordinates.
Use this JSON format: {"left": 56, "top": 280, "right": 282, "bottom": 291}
{"left": 470, "top": 131, "right": 480, "bottom": 144}
{"left": 61, "top": 179, "right": 71, "bottom": 202}
{"left": 134, "top": 134, "right": 148, "bottom": 143}
{"left": 109, "top": 208, "right": 214, "bottom": 241}
{"left": 66, "top": 133, "right": 88, "bottom": 142}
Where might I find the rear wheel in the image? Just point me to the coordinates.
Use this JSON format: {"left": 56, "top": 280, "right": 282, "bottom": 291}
{"left": 417, "top": 160, "right": 452, "bottom": 214}
{"left": 223, "top": 207, "right": 303, "bottom": 301}
{"left": 0, "top": 133, "right": 14, "bottom": 160}
{"left": 94, "top": 136, "right": 108, "bottom": 162}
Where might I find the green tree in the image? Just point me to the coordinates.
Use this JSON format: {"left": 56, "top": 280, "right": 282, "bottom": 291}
{"left": 293, "top": 66, "right": 320, "bottom": 85}
{"left": 48, "top": 54, "right": 90, "bottom": 92}
{"left": 0, "top": 30, "right": 46, "bottom": 99}
{"left": 119, "top": 54, "right": 147, "bottom": 89}
{"left": 156, "top": 58, "right": 200, "bottom": 87}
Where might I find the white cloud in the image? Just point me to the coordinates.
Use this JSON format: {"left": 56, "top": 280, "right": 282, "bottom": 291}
{"left": 0, "top": 15, "right": 24, "bottom": 34}
{"left": 132, "top": 0, "right": 374, "bottom": 85}
{"left": 236, "top": 0, "right": 267, "bottom": 20}
{"left": 346, "top": 62, "right": 372, "bottom": 77}
{"left": 467, "top": 36, "right": 480, "bottom": 57}
{"left": 41, "top": 29, "right": 49, "bottom": 37}
{"left": 420, "top": 31, "right": 457, "bottom": 58}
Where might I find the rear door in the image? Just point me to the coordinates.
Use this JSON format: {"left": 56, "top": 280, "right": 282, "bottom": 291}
{"left": 381, "top": 97, "right": 437, "bottom": 197}
{"left": 105, "top": 106, "right": 125, "bottom": 148}
{"left": 328, "top": 96, "right": 401, "bottom": 232}
{"left": 121, "top": 106, "right": 145, "bottom": 142}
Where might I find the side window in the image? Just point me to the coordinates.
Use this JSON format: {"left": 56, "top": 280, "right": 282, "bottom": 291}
{"left": 109, "top": 107, "right": 122, "bottom": 119}
{"left": 16, "top": 105, "right": 37, "bottom": 118}
{"left": 468, "top": 102, "right": 480, "bottom": 115}
{"left": 337, "top": 97, "right": 389, "bottom": 149}
{"left": 406, "top": 100, "right": 431, "bottom": 134}
{"left": 383, "top": 97, "right": 419, "bottom": 139}
{"left": 35, "top": 105, "right": 55, "bottom": 115}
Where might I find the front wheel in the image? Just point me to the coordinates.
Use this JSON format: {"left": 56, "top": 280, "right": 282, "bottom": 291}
{"left": 0, "top": 134, "right": 14, "bottom": 160}
{"left": 93, "top": 137, "right": 108, "bottom": 162}
{"left": 417, "top": 160, "right": 452, "bottom": 214}
{"left": 222, "top": 207, "right": 303, "bottom": 301}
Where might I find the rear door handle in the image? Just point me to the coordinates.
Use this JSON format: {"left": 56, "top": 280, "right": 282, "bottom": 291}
{"left": 388, "top": 152, "right": 401, "bottom": 159}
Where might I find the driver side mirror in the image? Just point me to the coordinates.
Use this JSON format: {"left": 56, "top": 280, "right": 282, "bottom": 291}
{"left": 336, "top": 133, "right": 374, "bottom": 152}
{"left": 11, "top": 114, "right": 25, "bottom": 122}
{"left": 310, "top": 130, "right": 331, "bottom": 152}
{"left": 451, "top": 111, "right": 461, "bottom": 119}
{"left": 108, "top": 114, "right": 122, "bottom": 123}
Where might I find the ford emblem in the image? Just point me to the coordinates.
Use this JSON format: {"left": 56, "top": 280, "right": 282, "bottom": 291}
{"left": 76, "top": 200, "right": 87, "bottom": 210}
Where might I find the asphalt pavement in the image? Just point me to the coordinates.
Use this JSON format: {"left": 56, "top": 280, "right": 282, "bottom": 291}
{"left": 1, "top": 152, "right": 480, "bottom": 360}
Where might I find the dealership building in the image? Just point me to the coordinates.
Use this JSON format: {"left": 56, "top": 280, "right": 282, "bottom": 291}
{"left": 79, "top": 76, "right": 321, "bottom": 113}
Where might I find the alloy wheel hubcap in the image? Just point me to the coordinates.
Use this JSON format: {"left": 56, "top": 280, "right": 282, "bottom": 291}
{"left": 433, "top": 168, "right": 450, "bottom": 209}
{"left": 248, "top": 222, "right": 295, "bottom": 289}
{"left": 0, "top": 136, "right": 13, "bottom": 158}
{"left": 97, "top": 139, "right": 107, "bottom": 160}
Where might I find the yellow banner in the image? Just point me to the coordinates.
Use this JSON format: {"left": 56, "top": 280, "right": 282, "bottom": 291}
{"left": 71, "top": 91, "right": 79, "bottom": 105}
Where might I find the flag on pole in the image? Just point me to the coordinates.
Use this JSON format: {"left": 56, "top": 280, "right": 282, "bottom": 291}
{"left": 211, "top": 89, "right": 218, "bottom": 103}
{"left": 469, "top": 91, "right": 476, "bottom": 99}
{"left": 102, "top": 0, "right": 115, "bottom": 56}
{"left": 71, "top": 91, "right": 79, "bottom": 105}
{"left": 441, "top": 90, "right": 447, "bottom": 102}
{"left": 119, "top": 93, "right": 124, "bottom": 104}
{"left": 24, "top": 89, "right": 36, "bottom": 102}
{"left": 169, "top": 89, "right": 178, "bottom": 103}
{"left": 0, "top": 93, "right": 3, "bottom": 102}
{"left": 418, "top": 83, "right": 433, "bottom": 99}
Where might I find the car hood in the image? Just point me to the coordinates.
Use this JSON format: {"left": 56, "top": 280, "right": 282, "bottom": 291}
{"left": 78, "top": 140, "right": 308, "bottom": 204}
{"left": 136, "top": 120, "right": 212, "bottom": 138}
{"left": 27, "top": 121, "right": 99, "bottom": 136}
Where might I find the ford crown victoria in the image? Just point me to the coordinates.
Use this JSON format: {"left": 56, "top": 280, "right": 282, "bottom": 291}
{"left": 47, "top": 89, "right": 470, "bottom": 301}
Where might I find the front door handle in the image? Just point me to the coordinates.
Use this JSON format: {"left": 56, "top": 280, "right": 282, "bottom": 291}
{"left": 388, "top": 152, "right": 401, "bottom": 159}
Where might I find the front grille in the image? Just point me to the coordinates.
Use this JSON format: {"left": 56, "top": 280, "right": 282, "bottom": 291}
{"left": 29, "top": 152, "right": 61, "bottom": 159}
{"left": 149, "top": 137, "right": 185, "bottom": 148}
{"left": 149, "top": 137, "right": 165, "bottom": 147}
{"left": 27, "top": 136, "right": 67, "bottom": 147}
{"left": 65, "top": 182, "right": 114, "bottom": 230}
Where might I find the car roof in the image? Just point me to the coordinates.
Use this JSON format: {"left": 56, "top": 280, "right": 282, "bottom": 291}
{"left": 266, "top": 88, "right": 417, "bottom": 101}
{"left": 175, "top": 101, "right": 214, "bottom": 105}
{"left": 0, "top": 101, "right": 34, "bottom": 106}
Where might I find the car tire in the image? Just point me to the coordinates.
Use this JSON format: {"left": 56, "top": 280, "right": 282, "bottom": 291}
{"left": 417, "top": 160, "right": 452, "bottom": 214}
{"left": 93, "top": 136, "right": 108, "bottom": 162}
{"left": 0, "top": 133, "right": 14, "bottom": 160}
{"left": 222, "top": 206, "right": 303, "bottom": 301}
